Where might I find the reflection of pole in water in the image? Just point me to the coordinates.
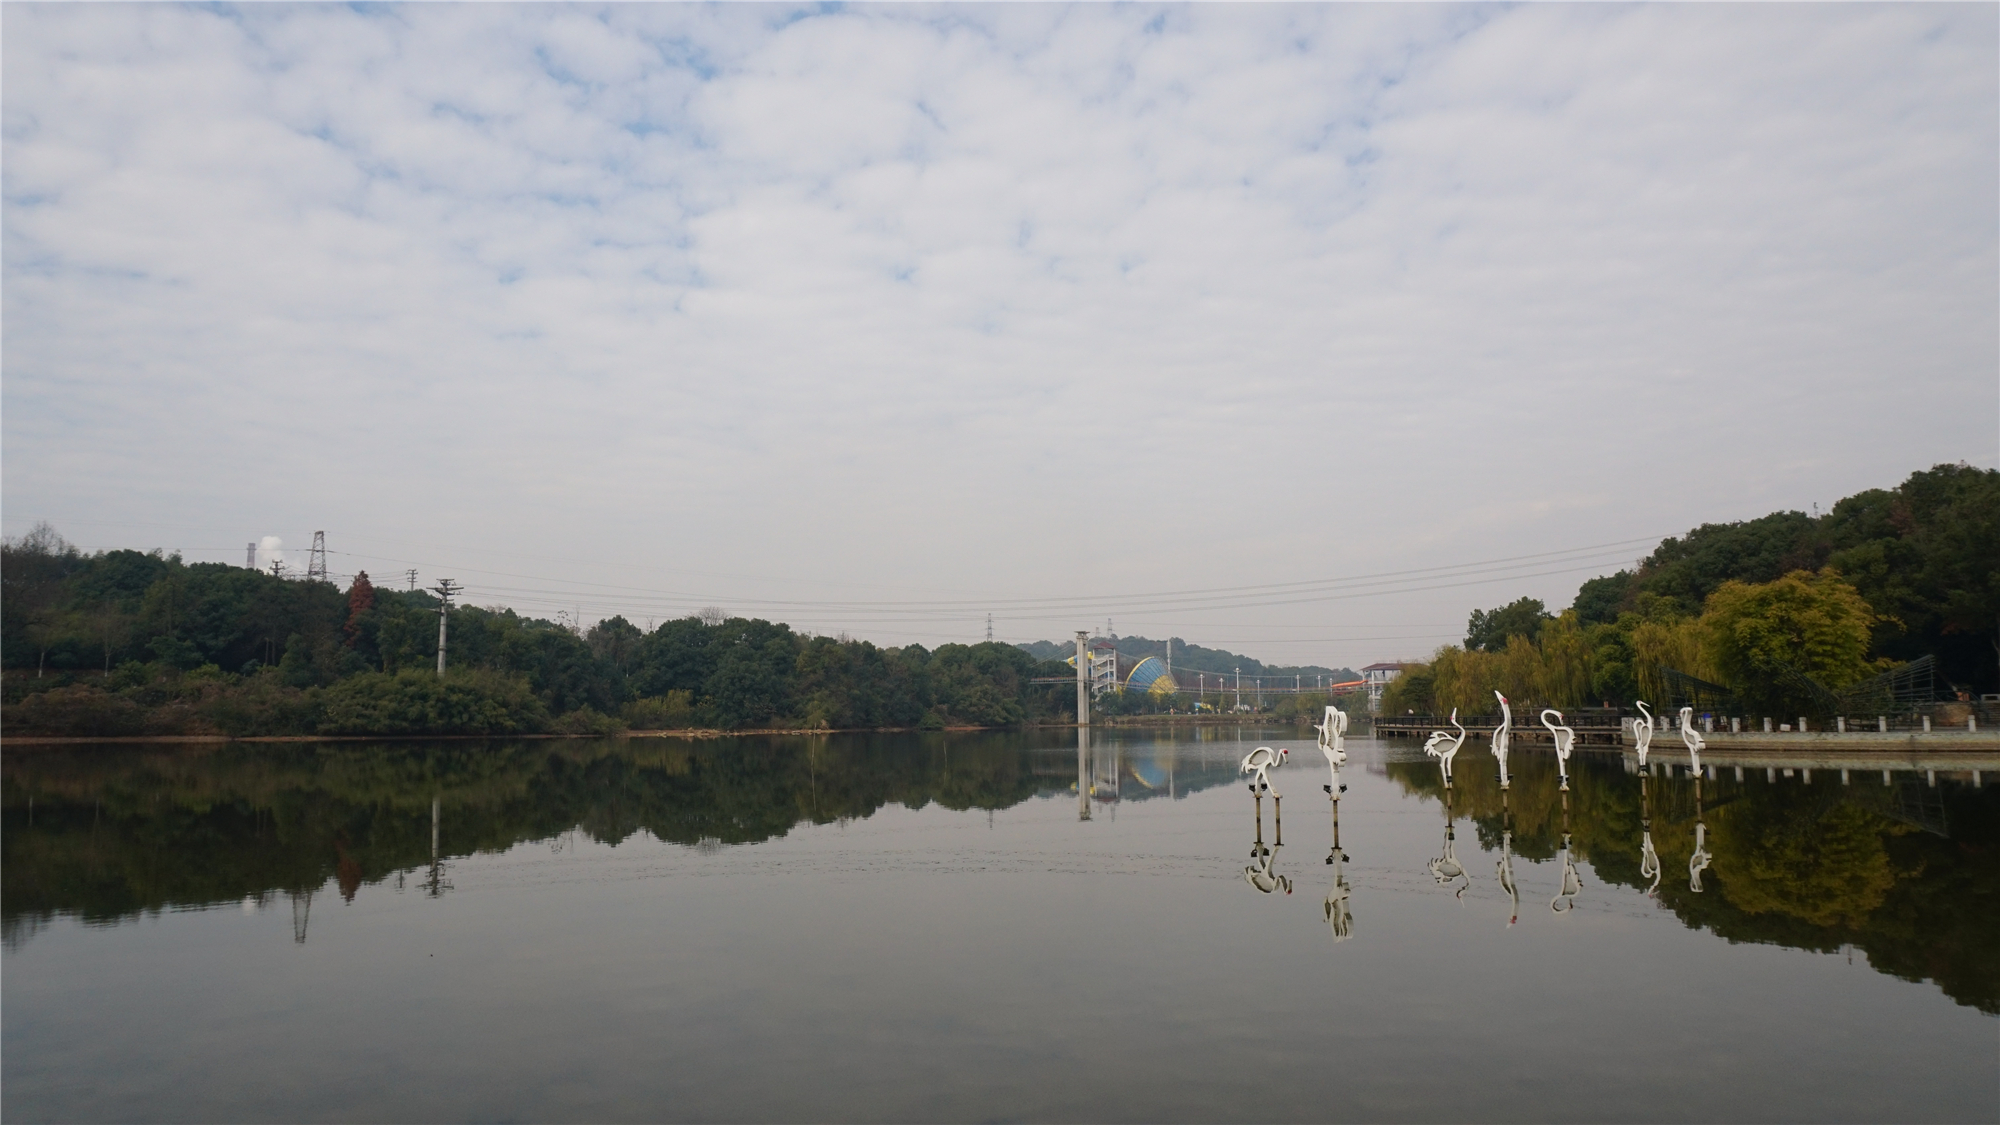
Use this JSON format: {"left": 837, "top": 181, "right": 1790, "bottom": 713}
{"left": 1688, "top": 777, "right": 1711, "bottom": 892}
{"left": 424, "top": 793, "right": 451, "bottom": 898}
{"left": 1551, "top": 791, "right": 1581, "bottom": 913}
{"left": 1639, "top": 775, "right": 1661, "bottom": 894}
{"left": 290, "top": 888, "right": 312, "bottom": 944}
{"left": 1076, "top": 727, "right": 1091, "bottom": 822}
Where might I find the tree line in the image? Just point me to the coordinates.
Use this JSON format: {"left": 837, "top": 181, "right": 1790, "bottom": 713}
{"left": 1385, "top": 463, "right": 2000, "bottom": 718}
{"left": 0, "top": 535, "right": 1077, "bottom": 736}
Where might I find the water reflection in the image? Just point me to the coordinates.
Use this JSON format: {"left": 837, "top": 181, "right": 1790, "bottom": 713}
{"left": 1243, "top": 796, "right": 1290, "bottom": 896}
{"left": 1385, "top": 749, "right": 2000, "bottom": 1012}
{"left": 1427, "top": 789, "right": 1468, "bottom": 899}
{"left": 1688, "top": 778, "right": 1712, "bottom": 893}
{"left": 1324, "top": 787, "right": 1352, "bottom": 940}
{"left": 1638, "top": 775, "right": 1662, "bottom": 895}
{"left": 4, "top": 734, "right": 1997, "bottom": 1015}
{"left": 1495, "top": 793, "right": 1521, "bottom": 927}
{"left": 1551, "top": 792, "right": 1582, "bottom": 913}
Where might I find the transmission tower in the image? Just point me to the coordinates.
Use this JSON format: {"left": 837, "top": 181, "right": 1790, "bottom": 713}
{"left": 431, "top": 579, "right": 462, "bottom": 676}
{"left": 306, "top": 531, "right": 328, "bottom": 583}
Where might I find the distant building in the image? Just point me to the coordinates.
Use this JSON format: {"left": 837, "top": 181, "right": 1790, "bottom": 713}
{"left": 1360, "top": 662, "right": 1407, "bottom": 713}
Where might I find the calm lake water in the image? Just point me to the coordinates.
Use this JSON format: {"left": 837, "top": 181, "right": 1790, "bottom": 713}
{"left": 3, "top": 730, "right": 1996, "bottom": 1123}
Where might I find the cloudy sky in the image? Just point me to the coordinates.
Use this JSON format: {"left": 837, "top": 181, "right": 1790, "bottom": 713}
{"left": 4, "top": 3, "right": 1995, "bottom": 668}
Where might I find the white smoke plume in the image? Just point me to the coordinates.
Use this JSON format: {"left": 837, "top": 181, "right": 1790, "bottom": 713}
{"left": 257, "top": 536, "right": 283, "bottom": 572}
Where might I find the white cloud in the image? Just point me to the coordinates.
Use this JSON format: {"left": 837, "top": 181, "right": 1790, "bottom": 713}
{"left": 4, "top": 3, "right": 1994, "bottom": 665}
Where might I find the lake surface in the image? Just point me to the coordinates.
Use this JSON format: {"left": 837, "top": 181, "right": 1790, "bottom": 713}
{"left": 4, "top": 730, "right": 1996, "bottom": 1123}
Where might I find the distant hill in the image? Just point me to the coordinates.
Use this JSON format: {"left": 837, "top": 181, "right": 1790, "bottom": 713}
{"left": 1017, "top": 635, "right": 1357, "bottom": 684}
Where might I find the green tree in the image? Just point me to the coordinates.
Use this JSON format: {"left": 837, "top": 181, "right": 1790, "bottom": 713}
{"left": 1465, "top": 597, "right": 1551, "bottom": 653}
{"left": 1701, "top": 569, "right": 1877, "bottom": 713}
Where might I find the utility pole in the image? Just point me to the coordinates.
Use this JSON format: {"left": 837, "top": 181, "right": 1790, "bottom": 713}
{"left": 406, "top": 569, "right": 419, "bottom": 591}
{"left": 306, "top": 531, "right": 328, "bottom": 583}
{"left": 1235, "top": 667, "right": 1241, "bottom": 712}
{"left": 431, "top": 579, "right": 461, "bottom": 677}
{"left": 986, "top": 614, "right": 993, "bottom": 643}
{"left": 1075, "top": 630, "right": 1091, "bottom": 728}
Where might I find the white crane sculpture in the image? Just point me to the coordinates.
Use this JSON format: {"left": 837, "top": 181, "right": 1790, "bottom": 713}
{"left": 1422, "top": 709, "right": 1467, "bottom": 788}
{"left": 1324, "top": 795, "right": 1352, "bottom": 940}
{"left": 1241, "top": 745, "right": 1287, "bottom": 798}
{"left": 1316, "top": 705, "right": 1348, "bottom": 765}
{"left": 1638, "top": 775, "right": 1662, "bottom": 895}
{"left": 1679, "top": 706, "right": 1705, "bottom": 776}
{"left": 1491, "top": 691, "right": 1513, "bottom": 790}
{"left": 1631, "top": 701, "right": 1656, "bottom": 768}
{"left": 1541, "top": 708, "right": 1577, "bottom": 792}
{"left": 1318, "top": 706, "right": 1349, "bottom": 796}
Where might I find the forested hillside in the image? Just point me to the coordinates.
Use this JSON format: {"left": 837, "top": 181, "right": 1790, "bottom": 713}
{"left": 1389, "top": 463, "right": 2000, "bottom": 716}
{"left": 0, "top": 534, "right": 1075, "bottom": 736}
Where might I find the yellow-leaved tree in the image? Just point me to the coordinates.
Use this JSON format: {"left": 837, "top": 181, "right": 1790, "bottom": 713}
{"left": 1700, "top": 568, "right": 1878, "bottom": 714}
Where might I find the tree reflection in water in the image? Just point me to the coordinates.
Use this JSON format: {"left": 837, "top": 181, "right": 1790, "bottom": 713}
{"left": 1385, "top": 752, "right": 2000, "bottom": 1013}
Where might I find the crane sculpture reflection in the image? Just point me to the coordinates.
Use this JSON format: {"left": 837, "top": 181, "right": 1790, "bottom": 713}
{"left": 1551, "top": 793, "right": 1582, "bottom": 913}
{"left": 1422, "top": 709, "right": 1467, "bottom": 788}
{"left": 1495, "top": 794, "right": 1520, "bottom": 927}
{"left": 1428, "top": 790, "right": 1469, "bottom": 898}
{"left": 1689, "top": 778, "right": 1712, "bottom": 893}
{"left": 1638, "top": 775, "right": 1662, "bottom": 895}
{"left": 1324, "top": 790, "right": 1352, "bottom": 940}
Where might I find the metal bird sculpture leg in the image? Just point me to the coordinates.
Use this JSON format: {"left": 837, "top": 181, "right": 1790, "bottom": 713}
{"left": 1541, "top": 708, "right": 1577, "bottom": 792}
{"left": 1491, "top": 692, "right": 1513, "bottom": 790}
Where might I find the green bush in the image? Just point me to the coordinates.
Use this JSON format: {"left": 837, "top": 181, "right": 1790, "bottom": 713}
{"left": 621, "top": 691, "right": 696, "bottom": 730}
{"left": 549, "top": 705, "right": 627, "bottom": 736}
{"left": 318, "top": 669, "right": 548, "bottom": 736}
{"left": 201, "top": 669, "right": 322, "bottom": 737}
{"left": 3, "top": 684, "right": 150, "bottom": 737}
